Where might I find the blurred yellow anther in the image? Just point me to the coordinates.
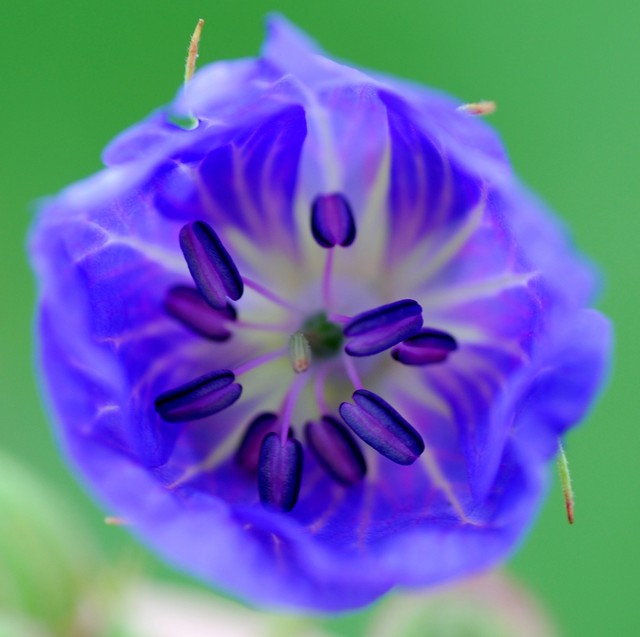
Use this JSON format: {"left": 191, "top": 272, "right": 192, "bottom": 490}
{"left": 105, "top": 516, "right": 129, "bottom": 526}
{"left": 289, "top": 331, "right": 312, "bottom": 373}
{"left": 457, "top": 100, "right": 497, "bottom": 116}
{"left": 557, "top": 442, "right": 575, "bottom": 525}
{"left": 185, "top": 19, "right": 205, "bottom": 84}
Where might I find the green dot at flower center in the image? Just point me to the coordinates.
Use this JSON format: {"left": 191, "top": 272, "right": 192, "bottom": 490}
{"left": 302, "top": 312, "right": 344, "bottom": 359}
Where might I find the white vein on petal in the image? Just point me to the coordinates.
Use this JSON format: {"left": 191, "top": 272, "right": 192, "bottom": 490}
{"left": 386, "top": 371, "right": 453, "bottom": 421}
{"left": 422, "top": 320, "right": 528, "bottom": 361}
{"left": 355, "top": 143, "right": 392, "bottom": 282}
{"left": 395, "top": 191, "right": 486, "bottom": 291}
{"left": 419, "top": 445, "right": 470, "bottom": 523}
{"left": 293, "top": 78, "right": 342, "bottom": 191}
{"left": 64, "top": 217, "right": 186, "bottom": 274}
{"left": 422, "top": 271, "right": 538, "bottom": 311}
{"left": 168, "top": 425, "right": 247, "bottom": 489}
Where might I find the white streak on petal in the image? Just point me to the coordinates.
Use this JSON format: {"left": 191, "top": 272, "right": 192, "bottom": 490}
{"left": 169, "top": 426, "right": 245, "bottom": 489}
{"left": 419, "top": 445, "right": 470, "bottom": 523}
{"left": 396, "top": 193, "right": 486, "bottom": 291}
{"left": 295, "top": 80, "right": 342, "bottom": 191}
{"left": 354, "top": 144, "right": 391, "bottom": 281}
{"left": 423, "top": 272, "right": 538, "bottom": 310}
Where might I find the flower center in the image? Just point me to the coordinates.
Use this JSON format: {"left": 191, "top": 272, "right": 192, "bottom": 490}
{"left": 155, "top": 192, "right": 459, "bottom": 512}
{"left": 301, "top": 312, "right": 343, "bottom": 359}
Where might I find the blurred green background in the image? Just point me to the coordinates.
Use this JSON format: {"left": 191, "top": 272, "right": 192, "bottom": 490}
{"left": 1, "top": 0, "right": 637, "bottom": 634}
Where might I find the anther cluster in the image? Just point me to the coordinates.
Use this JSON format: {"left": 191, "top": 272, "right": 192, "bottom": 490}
{"left": 155, "top": 197, "right": 458, "bottom": 511}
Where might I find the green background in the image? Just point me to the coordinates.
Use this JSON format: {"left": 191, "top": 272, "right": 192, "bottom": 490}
{"left": 1, "top": 0, "right": 637, "bottom": 634}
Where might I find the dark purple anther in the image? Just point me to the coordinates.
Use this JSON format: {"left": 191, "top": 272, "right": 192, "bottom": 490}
{"left": 154, "top": 369, "right": 242, "bottom": 423}
{"left": 344, "top": 299, "right": 423, "bottom": 357}
{"left": 339, "top": 390, "right": 424, "bottom": 465}
{"left": 305, "top": 416, "right": 366, "bottom": 486}
{"left": 179, "top": 221, "right": 244, "bottom": 310}
{"left": 165, "top": 285, "right": 236, "bottom": 341}
{"left": 391, "top": 328, "right": 458, "bottom": 366}
{"left": 258, "top": 433, "right": 303, "bottom": 512}
{"left": 236, "top": 412, "right": 280, "bottom": 472}
{"left": 310, "top": 193, "right": 356, "bottom": 248}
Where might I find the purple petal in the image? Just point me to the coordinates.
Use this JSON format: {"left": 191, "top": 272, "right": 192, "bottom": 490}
{"left": 179, "top": 221, "right": 244, "bottom": 309}
{"left": 198, "top": 106, "right": 307, "bottom": 257}
{"left": 391, "top": 328, "right": 458, "bottom": 366}
{"left": 164, "top": 285, "right": 236, "bottom": 341}
{"left": 339, "top": 390, "right": 425, "bottom": 465}
{"left": 515, "top": 309, "right": 613, "bottom": 459}
{"left": 154, "top": 370, "right": 242, "bottom": 423}
{"left": 305, "top": 415, "right": 366, "bottom": 485}
{"left": 344, "top": 300, "right": 423, "bottom": 357}
{"left": 310, "top": 193, "right": 356, "bottom": 248}
{"left": 258, "top": 433, "right": 303, "bottom": 512}
{"left": 29, "top": 13, "right": 611, "bottom": 614}
{"left": 379, "top": 90, "right": 484, "bottom": 265}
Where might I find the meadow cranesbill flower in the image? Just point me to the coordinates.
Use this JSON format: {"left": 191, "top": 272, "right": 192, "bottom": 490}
{"left": 30, "top": 16, "right": 611, "bottom": 611}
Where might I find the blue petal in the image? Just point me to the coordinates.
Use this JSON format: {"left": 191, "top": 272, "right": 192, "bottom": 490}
{"left": 29, "top": 15, "right": 611, "bottom": 613}
{"left": 515, "top": 309, "right": 612, "bottom": 459}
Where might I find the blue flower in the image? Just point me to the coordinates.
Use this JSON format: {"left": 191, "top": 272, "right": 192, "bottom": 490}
{"left": 29, "top": 16, "right": 611, "bottom": 611}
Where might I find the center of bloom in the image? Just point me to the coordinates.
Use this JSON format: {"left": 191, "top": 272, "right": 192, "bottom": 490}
{"left": 154, "top": 192, "right": 458, "bottom": 512}
{"left": 301, "top": 312, "right": 343, "bottom": 359}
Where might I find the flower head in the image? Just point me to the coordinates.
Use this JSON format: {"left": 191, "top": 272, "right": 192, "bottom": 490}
{"left": 30, "top": 16, "right": 611, "bottom": 611}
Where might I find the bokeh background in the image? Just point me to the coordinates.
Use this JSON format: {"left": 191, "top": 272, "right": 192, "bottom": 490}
{"left": 1, "top": 0, "right": 638, "bottom": 634}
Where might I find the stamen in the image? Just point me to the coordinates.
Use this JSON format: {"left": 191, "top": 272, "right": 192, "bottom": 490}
{"left": 313, "top": 364, "right": 331, "bottom": 415}
{"left": 322, "top": 248, "right": 335, "bottom": 309}
{"left": 557, "top": 442, "right": 575, "bottom": 525}
{"left": 179, "top": 221, "right": 244, "bottom": 309}
{"left": 258, "top": 433, "right": 303, "bottom": 512}
{"left": 165, "top": 285, "right": 236, "bottom": 341}
{"left": 234, "top": 319, "right": 295, "bottom": 333}
{"left": 343, "top": 299, "right": 423, "bottom": 357}
{"left": 104, "top": 516, "right": 129, "bottom": 526}
{"left": 154, "top": 369, "right": 242, "bottom": 422}
{"left": 342, "top": 353, "right": 364, "bottom": 390}
{"left": 278, "top": 372, "right": 308, "bottom": 443}
{"left": 236, "top": 412, "right": 280, "bottom": 473}
{"left": 305, "top": 415, "right": 366, "bottom": 486}
{"left": 233, "top": 348, "right": 287, "bottom": 377}
{"left": 310, "top": 193, "right": 356, "bottom": 248}
{"left": 289, "top": 331, "right": 312, "bottom": 373}
{"left": 339, "top": 389, "right": 425, "bottom": 465}
{"left": 243, "top": 276, "right": 303, "bottom": 314}
{"left": 391, "top": 328, "right": 458, "bottom": 366}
